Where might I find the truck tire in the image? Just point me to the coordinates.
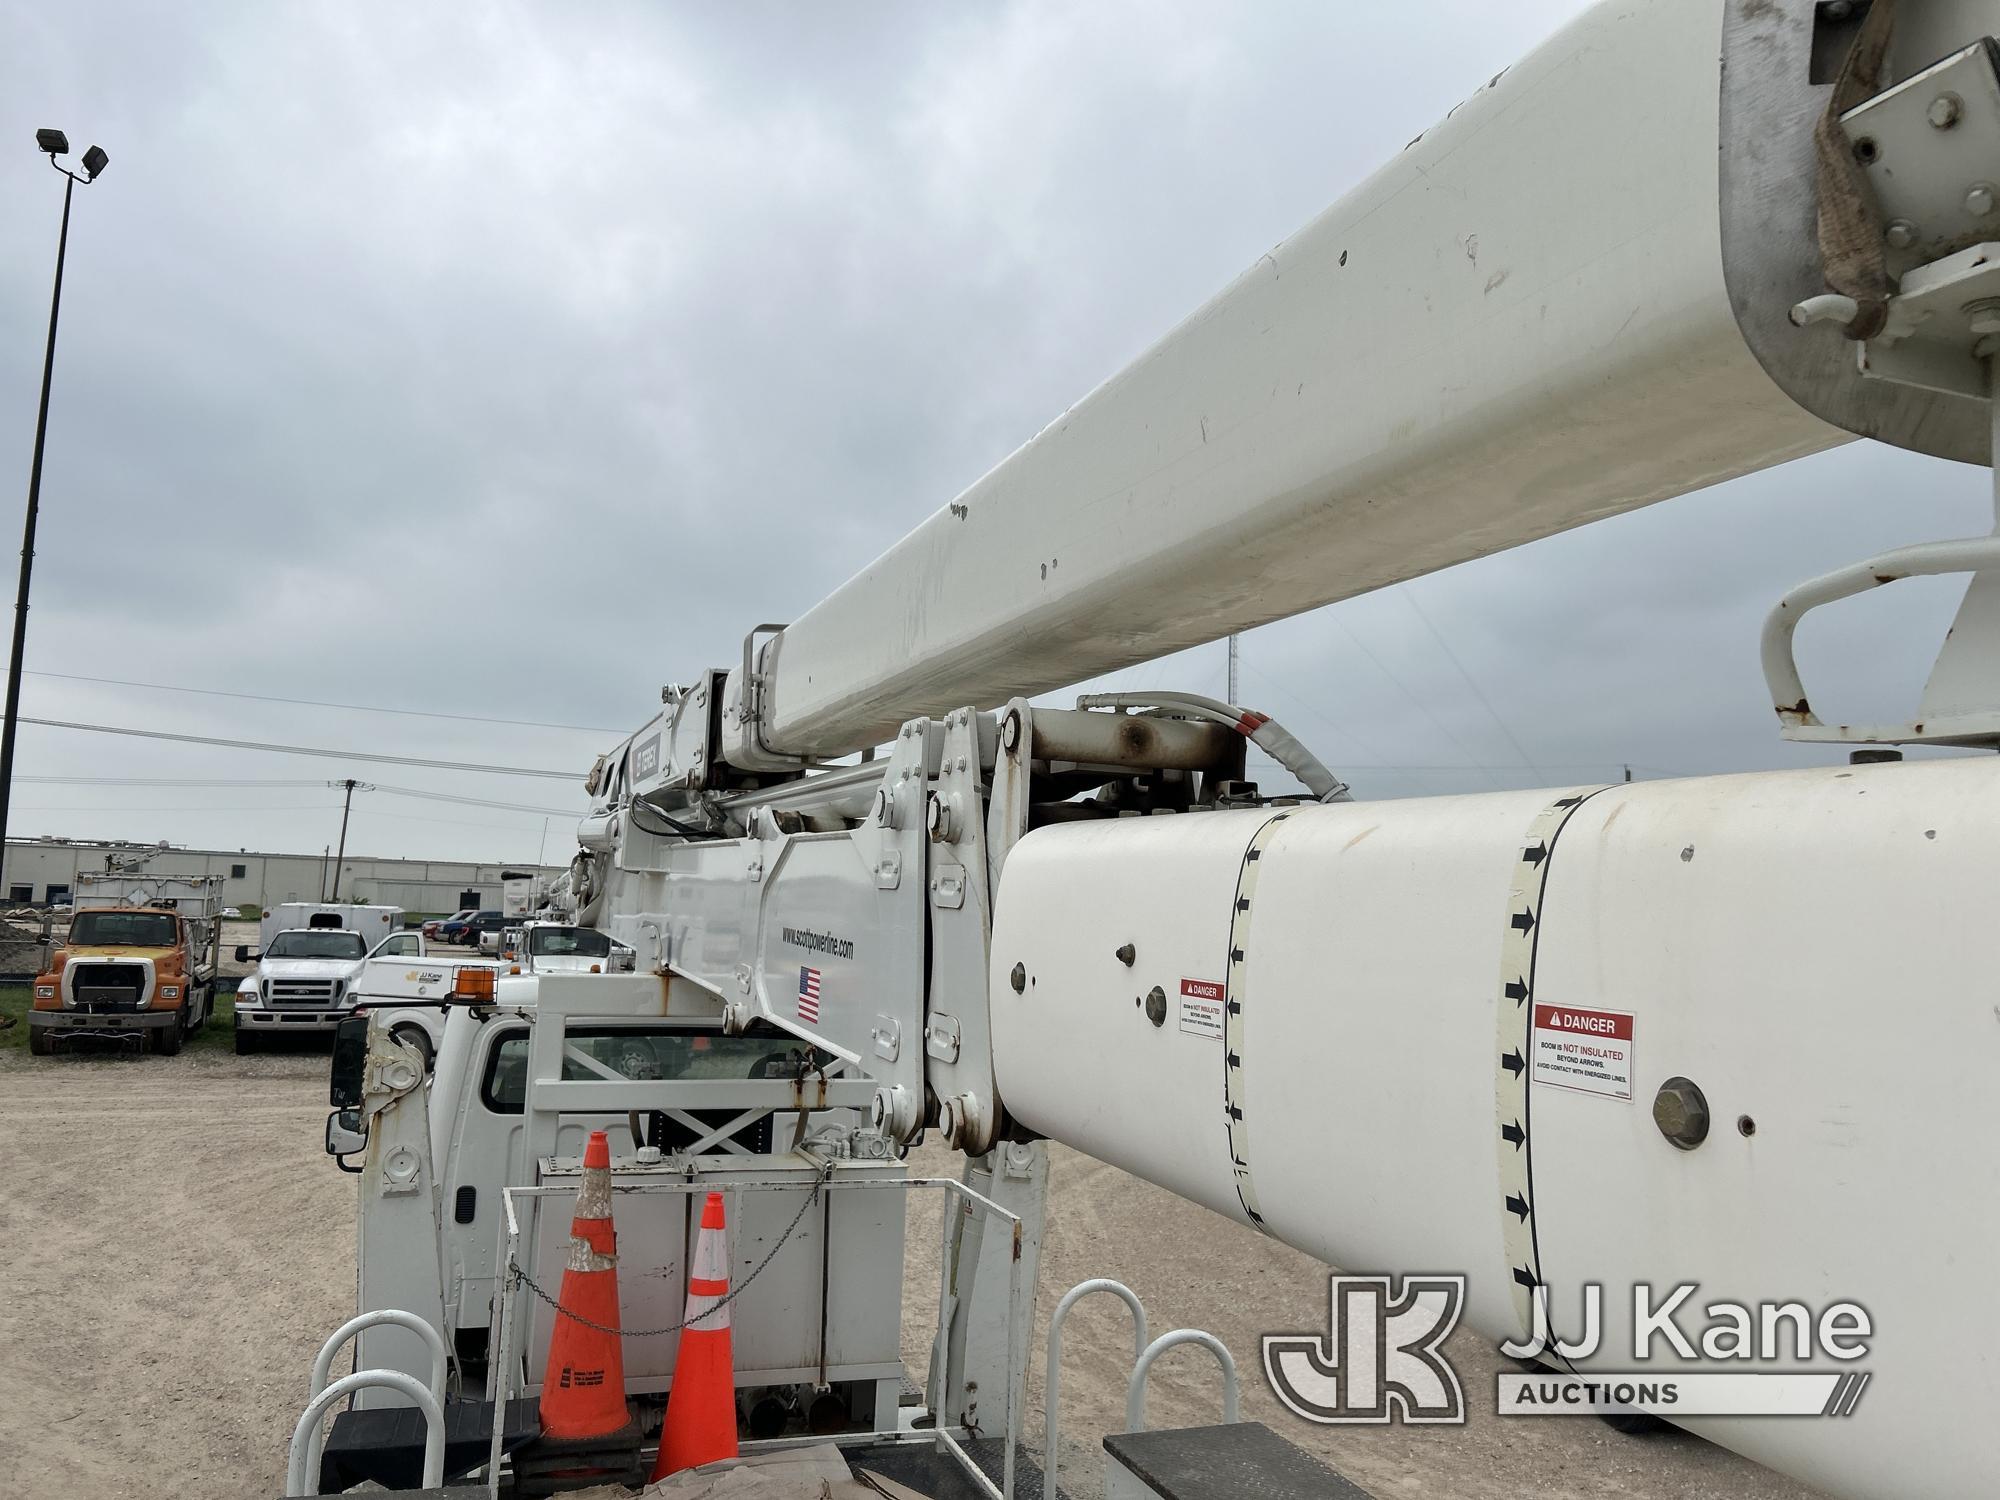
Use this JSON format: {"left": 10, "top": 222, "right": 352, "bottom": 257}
{"left": 233, "top": 1020, "right": 256, "bottom": 1055}
{"left": 28, "top": 1027, "right": 52, "bottom": 1057}
{"left": 152, "top": 1010, "right": 185, "bottom": 1056}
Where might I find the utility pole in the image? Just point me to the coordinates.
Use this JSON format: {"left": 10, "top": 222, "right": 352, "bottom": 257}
{"left": 319, "top": 845, "right": 330, "bottom": 902}
{"left": 0, "top": 132, "right": 109, "bottom": 853}
{"left": 327, "top": 780, "right": 370, "bottom": 901}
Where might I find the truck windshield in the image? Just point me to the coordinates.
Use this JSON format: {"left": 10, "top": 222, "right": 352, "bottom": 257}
{"left": 266, "top": 931, "right": 367, "bottom": 960}
{"left": 68, "top": 910, "right": 177, "bottom": 947}
{"left": 527, "top": 927, "right": 613, "bottom": 959}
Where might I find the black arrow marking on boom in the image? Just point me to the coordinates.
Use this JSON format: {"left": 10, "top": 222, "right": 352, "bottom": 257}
{"left": 1500, "top": 1120, "right": 1525, "bottom": 1150}
{"left": 1510, "top": 908, "right": 1536, "bottom": 936}
{"left": 1522, "top": 842, "right": 1548, "bottom": 867}
{"left": 1503, "top": 977, "right": 1529, "bottom": 1005}
{"left": 1501, "top": 1049, "right": 1525, "bottom": 1078}
{"left": 1506, "top": 1193, "right": 1532, "bottom": 1222}
{"left": 1513, "top": 1265, "right": 1539, "bottom": 1290}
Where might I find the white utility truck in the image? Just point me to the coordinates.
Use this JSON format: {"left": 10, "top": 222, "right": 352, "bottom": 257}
{"left": 306, "top": 5, "right": 2000, "bottom": 1498}
{"left": 233, "top": 903, "right": 405, "bottom": 1052}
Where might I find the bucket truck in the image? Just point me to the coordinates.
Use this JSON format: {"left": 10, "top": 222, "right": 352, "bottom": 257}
{"left": 309, "top": 4, "right": 2000, "bottom": 1497}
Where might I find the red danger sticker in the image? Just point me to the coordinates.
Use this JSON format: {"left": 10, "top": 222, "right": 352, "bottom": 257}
{"left": 1179, "top": 978, "right": 1224, "bottom": 1040}
{"left": 1531, "top": 1003, "right": 1633, "bottom": 1100}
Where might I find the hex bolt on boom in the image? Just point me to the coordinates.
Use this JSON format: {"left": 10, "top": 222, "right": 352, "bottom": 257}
{"left": 1653, "top": 1077, "right": 1711, "bottom": 1152}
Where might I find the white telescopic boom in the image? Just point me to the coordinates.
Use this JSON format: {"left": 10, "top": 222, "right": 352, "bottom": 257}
{"left": 725, "top": 0, "right": 1991, "bottom": 768}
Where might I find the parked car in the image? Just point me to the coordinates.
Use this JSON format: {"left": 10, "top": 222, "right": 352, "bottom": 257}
{"left": 468, "top": 912, "right": 513, "bottom": 952}
{"left": 221, "top": 906, "right": 243, "bottom": 919}
{"left": 423, "top": 908, "right": 476, "bottom": 940}
{"left": 438, "top": 909, "right": 498, "bottom": 946}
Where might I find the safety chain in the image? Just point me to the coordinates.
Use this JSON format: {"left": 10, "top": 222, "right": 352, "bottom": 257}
{"left": 507, "top": 1161, "right": 834, "bottom": 1339}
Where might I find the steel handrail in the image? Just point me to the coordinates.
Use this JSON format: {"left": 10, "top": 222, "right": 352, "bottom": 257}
{"left": 287, "top": 1369, "right": 444, "bottom": 1496}
{"left": 1045, "top": 1279, "right": 1148, "bottom": 1499}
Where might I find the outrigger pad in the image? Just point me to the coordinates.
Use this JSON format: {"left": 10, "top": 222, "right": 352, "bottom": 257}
{"left": 317, "top": 1395, "right": 539, "bottom": 1494}
{"left": 1102, "top": 1421, "right": 1376, "bottom": 1500}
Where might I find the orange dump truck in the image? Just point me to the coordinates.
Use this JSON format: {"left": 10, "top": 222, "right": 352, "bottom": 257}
{"left": 27, "top": 872, "right": 224, "bottom": 1056}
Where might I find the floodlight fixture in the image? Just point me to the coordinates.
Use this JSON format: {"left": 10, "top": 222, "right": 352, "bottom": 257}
{"left": 80, "top": 145, "right": 107, "bottom": 180}
{"left": 35, "top": 129, "right": 68, "bottom": 156}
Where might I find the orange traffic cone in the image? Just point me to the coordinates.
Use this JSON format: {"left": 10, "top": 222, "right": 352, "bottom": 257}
{"left": 540, "top": 1130, "right": 631, "bottom": 1440}
{"left": 652, "top": 1191, "right": 740, "bottom": 1477}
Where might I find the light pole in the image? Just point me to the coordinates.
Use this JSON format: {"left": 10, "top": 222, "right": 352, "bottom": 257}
{"left": 0, "top": 131, "right": 109, "bottom": 854}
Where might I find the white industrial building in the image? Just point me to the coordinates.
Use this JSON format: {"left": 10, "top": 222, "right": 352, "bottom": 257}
{"left": 1, "top": 836, "right": 565, "bottom": 916}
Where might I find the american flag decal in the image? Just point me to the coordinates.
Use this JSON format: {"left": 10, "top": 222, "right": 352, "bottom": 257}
{"left": 797, "top": 965, "right": 821, "bottom": 1024}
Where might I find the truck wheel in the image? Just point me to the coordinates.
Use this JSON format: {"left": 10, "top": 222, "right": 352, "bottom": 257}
{"left": 389, "top": 1023, "right": 434, "bottom": 1072}
{"left": 233, "top": 1022, "right": 256, "bottom": 1055}
{"left": 28, "top": 1027, "right": 52, "bottom": 1057}
{"left": 152, "top": 1011, "right": 185, "bottom": 1056}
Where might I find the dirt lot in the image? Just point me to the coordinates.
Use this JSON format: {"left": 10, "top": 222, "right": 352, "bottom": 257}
{"left": 0, "top": 1048, "right": 1823, "bottom": 1500}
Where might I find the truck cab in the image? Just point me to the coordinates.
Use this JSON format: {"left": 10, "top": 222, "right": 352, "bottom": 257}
{"left": 513, "top": 921, "right": 634, "bottom": 974}
{"left": 322, "top": 975, "right": 915, "bottom": 1478}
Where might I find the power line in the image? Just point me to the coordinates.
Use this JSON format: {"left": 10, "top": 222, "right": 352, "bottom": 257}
{"left": 16, "top": 802, "right": 339, "bottom": 813}
{"left": 369, "top": 783, "right": 579, "bottom": 817}
{"left": 18, "top": 716, "right": 578, "bottom": 779}
{"left": 343, "top": 806, "right": 562, "bottom": 835}
{"left": 17, "top": 780, "right": 580, "bottom": 816}
{"left": 27, "top": 668, "right": 625, "bottom": 735}
{"left": 15, "top": 773, "right": 578, "bottom": 815}
{"left": 17, "top": 776, "right": 327, "bottom": 787}
{"left": 1325, "top": 615, "right": 1504, "bottom": 788}
{"left": 1397, "top": 587, "right": 1543, "bottom": 776}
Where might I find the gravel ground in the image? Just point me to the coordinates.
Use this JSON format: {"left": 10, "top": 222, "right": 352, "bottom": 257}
{"left": 0, "top": 1050, "right": 1823, "bottom": 1500}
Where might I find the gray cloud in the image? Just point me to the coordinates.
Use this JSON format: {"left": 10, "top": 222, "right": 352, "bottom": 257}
{"left": 0, "top": 1, "right": 1983, "bottom": 861}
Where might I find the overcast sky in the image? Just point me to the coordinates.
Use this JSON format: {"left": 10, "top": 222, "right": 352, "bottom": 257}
{"left": 1, "top": 1, "right": 1990, "bottom": 866}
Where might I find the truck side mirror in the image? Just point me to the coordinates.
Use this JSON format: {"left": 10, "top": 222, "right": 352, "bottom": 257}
{"left": 330, "top": 1013, "right": 371, "bottom": 1108}
{"left": 235, "top": 945, "right": 256, "bottom": 963}
{"left": 325, "top": 1108, "right": 368, "bottom": 1173}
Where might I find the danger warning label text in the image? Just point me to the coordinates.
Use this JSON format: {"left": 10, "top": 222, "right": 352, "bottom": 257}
{"left": 1531, "top": 1003, "right": 1633, "bottom": 1100}
{"left": 1179, "top": 977, "right": 1224, "bottom": 1040}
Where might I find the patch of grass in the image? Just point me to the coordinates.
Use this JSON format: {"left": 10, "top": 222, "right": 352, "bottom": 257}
{"left": 0, "top": 984, "right": 31, "bottom": 1052}
{"left": 191, "top": 989, "right": 238, "bottom": 1053}
{"left": 0, "top": 984, "right": 242, "bottom": 1055}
